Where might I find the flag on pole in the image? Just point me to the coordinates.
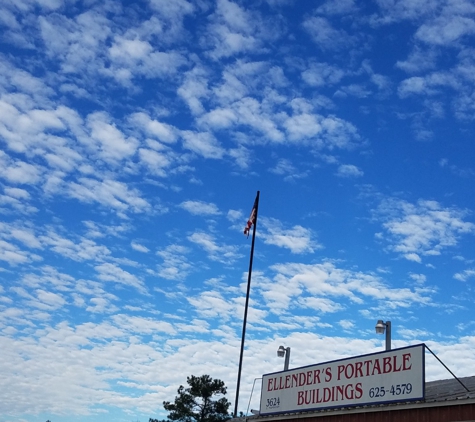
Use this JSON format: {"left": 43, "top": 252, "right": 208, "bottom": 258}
{"left": 234, "top": 191, "right": 259, "bottom": 418}
{"left": 243, "top": 196, "right": 258, "bottom": 237}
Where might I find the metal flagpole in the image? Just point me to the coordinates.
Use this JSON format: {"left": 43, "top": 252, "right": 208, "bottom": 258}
{"left": 234, "top": 191, "right": 260, "bottom": 418}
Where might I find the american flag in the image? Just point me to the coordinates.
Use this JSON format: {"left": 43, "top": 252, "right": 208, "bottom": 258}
{"left": 243, "top": 196, "right": 258, "bottom": 237}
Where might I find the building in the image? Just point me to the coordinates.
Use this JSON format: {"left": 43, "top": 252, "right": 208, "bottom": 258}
{"left": 246, "top": 344, "right": 475, "bottom": 422}
{"left": 247, "top": 375, "right": 475, "bottom": 422}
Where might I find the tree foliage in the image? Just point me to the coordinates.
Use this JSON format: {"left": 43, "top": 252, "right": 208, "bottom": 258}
{"left": 159, "top": 375, "right": 231, "bottom": 422}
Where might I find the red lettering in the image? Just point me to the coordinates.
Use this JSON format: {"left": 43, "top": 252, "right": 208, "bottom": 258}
{"left": 355, "top": 361, "right": 363, "bottom": 378}
{"left": 344, "top": 383, "right": 354, "bottom": 399}
{"left": 268, "top": 378, "right": 273, "bottom": 391}
{"left": 337, "top": 365, "right": 345, "bottom": 380}
{"left": 299, "top": 372, "right": 306, "bottom": 386}
{"left": 403, "top": 353, "right": 412, "bottom": 370}
{"left": 306, "top": 370, "right": 312, "bottom": 385}
{"left": 345, "top": 363, "right": 355, "bottom": 379}
{"left": 355, "top": 382, "right": 363, "bottom": 399}
{"left": 383, "top": 356, "right": 392, "bottom": 373}
{"left": 372, "top": 359, "right": 381, "bottom": 375}
{"left": 285, "top": 375, "right": 290, "bottom": 388}
{"left": 336, "top": 385, "right": 344, "bottom": 401}
{"left": 292, "top": 373, "right": 299, "bottom": 386}
{"left": 393, "top": 355, "right": 402, "bottom": 372}
{"left": 279, "top": 376, "right": 285, "bottom": 389}
{"left": 363, "top": 360, "right": 372, "bottom": 376}
{"left": 315, "top": 388, "right": 322, "bottom": 403}
{"left": 323, "top": 387, "right": 332, "bottom": 402}
{"left": 325, "top": 367, "right": 332, "bottom": 382}
{"left": 313, "top": 369, "right": 321, "bottom": 384}
{"left": 305, "top": 390, "right": 312, "bottom": 404}
{"left": 297, "top": 391, "right": 304, "bottom": 405}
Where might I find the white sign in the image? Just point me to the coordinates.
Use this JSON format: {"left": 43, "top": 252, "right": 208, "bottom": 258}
{"left": 260, "top": 344, "right": 425, "bottom": 415}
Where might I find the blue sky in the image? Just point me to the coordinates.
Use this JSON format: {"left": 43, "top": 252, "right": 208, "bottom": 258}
{"left": 1, "top": 0, "right": 475, "bottom": 421}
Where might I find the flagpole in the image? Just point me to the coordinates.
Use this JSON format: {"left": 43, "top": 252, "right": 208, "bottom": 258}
{"left": 234, "top": 190, "right": 260, "bottom": 418}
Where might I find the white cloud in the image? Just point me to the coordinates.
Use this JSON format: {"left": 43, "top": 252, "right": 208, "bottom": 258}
{"left": 156, "top": 244, "right": 191, "bottom": 281}
{"left": 302, "top": 16, "right": 352, "bottom": 50}
{"left": 107, "top": 37, "right": 186, "bottom": 84}
{"left": 416, "top": 15, "right": 475, "bottom": 46}
{"left": 334, "top": 83, "right": 372, "bottom": 98}
{"left": 3, "top": 187, "right": 30, "bottom": 200}
{"left": 283, "top": 113, "right": 323, "bottom": 141}
{"left": 260, "top": 218, "right": 321, "bottom": 254}
{"left": 302, "top": 62, "right": 345, "bottom": 87}
{"left": 177, "top": 66, "right": 210, "bottom": 115}
{"left": 268, "top": 158, "right": 304, "bottom": 180}
{"left": 257, "top": 261, "right": 435, "bottom": 316}
{"left": 40, "top": 230, "right": 111, "bottom": 262}
{"left": 377, "top": 198, "right": 475, "bottom": 262}
{"left": 228, "top": 145, "right": 251, "bottom": 169}
{"left": 95, "top": 263, "right": 147, "bottom": 294}
{"left": 131, "top": 241, "right": 150, "bottom": 253}
{"left": 454, "top": 269, "right": 475, "bottom": 282}
{"left": 336, "top": 164, "right": 364, "bottom": 178}
{"left": 2, "top": 2, "right": 475, "bottom": 420}
{"left": 404, "top": 253, "right": 422, "bottom": 263}
{"left": 187, "top": 291, "right": 234, "bottom": 319}
{"left": 338, "top": 319, "right": 355, "bottom": 330}
{"left": 180, "top": 131, "right": 225, "bottom": 159}
{"left": 109, "top": 38, "right": 153, "bottom": 61}
{"left": 86, "top": 112, "right": 139, "bottom": 163}
{"left": 396, "top": 46, "right": 439, "bottom": 74}
{"left": 232, "top": 97, "right": 284, "bottom": 142}
{"left": 0, "top": 152, "right": 42, "bottom": 185}
{"left": 188, "top": 231, "right": 240, "bottom": 263}
{"left": 29, "top": 289, "right": 66, "bottom": 310}
{"left": 138, "top": 148, "right": 172, "bottom": 177}
{"left": 86, "top": 297, "right": 118, "bottom": 314}
{"left": 179, "top": 200, "right": 221, "bottom": 216}
{"left": 112, "top": 314, "right": 176, "bottom": 335}
{"left": 316, "top": 0, "right": 358, "bottom": 15}
{"left": 372, "top": 0, "right": 440, "bottom": 24}
{"left": 198, "top": 107, "right": 237, "bottom": 129}
{"left": 130, "top": 112, "right": 178, "bottom": 144}
{"left": 0, "top": 239, "right": 32, "bottom": 265}
{"left": 409, "top": 273, "right": 427, "bottom": 284}
{"left": 0, "top": 187, "right": 38, "bottom": 214}
{"left": 205, "top": 0, "right": 268, "bottom": 59}
{"left": 68, "top": 178, "right": 151, "bottom": 216}
{"left": 10, "top": 228, "right": 42, "bottom": 249}
{"left": 299, "top": 296, "right": 343, "bottom": 313}
{"left": 38, "top": 11, "right": 111, "bottom": 73}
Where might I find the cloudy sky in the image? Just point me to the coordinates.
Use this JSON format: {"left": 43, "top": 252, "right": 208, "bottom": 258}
{"left": 1, "top": 0, "right": 475, "bottom": 421}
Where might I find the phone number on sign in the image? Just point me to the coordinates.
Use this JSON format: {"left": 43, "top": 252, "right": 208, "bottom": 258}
{"left": 369, "top": 383, "right": 413, "bottom": 398}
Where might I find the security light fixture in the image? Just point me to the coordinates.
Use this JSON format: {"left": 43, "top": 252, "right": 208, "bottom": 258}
{"left": 277, "top": 345, "right": 291, "bottom": 370}
{"left": 375, "top": 320, "right": 391, "bottom": 351}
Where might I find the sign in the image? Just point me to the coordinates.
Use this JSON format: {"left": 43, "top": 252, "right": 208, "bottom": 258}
{"left": 260, "top": 344, "right": 425, "bottom": 415}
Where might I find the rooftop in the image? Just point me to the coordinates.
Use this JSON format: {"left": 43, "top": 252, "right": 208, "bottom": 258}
{"left": 425, "top": 375, "right": 475, "bottom": 402}
{"left": 244, "top": 375, "right": 475, "bottom": 420}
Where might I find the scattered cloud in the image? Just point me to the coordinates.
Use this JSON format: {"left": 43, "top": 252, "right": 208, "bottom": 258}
{"left": 131, "top": 241, "right": 150, "bottom": 253}
{"left": 179, "top": 200, "right": 221, "bottom": 216}
{"left": 260, "top": 218, "right": 321, "bottom": 254}
{"left": 1, "top": 1, "right": 475, "bottom": 421}
{"left": 336, "top": 164, "right": 364, "bottom": 178}
{"left": 376, "top": 198, "right": 475, "bottom": 262}
{"left": 454, "top": 269, "right": 475, "bottom": 282}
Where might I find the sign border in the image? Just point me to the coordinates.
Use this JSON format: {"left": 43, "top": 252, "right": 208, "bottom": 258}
{"left": 260, "top": 343, "right": 426, "bottom": 416}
